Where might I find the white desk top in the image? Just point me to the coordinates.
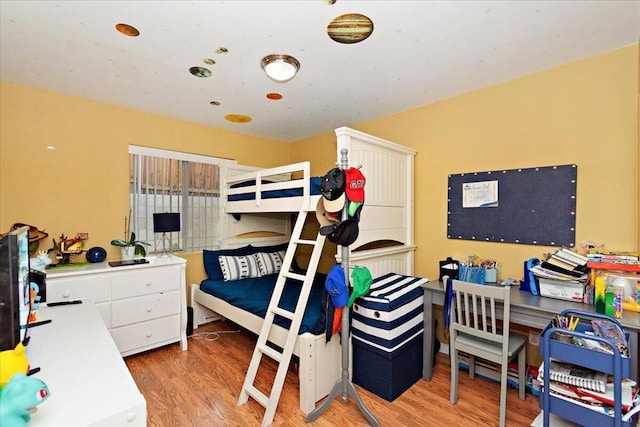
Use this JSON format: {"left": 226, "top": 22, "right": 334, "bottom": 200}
{"left": 26, "top": 302, "right": 146, "bottom": 426}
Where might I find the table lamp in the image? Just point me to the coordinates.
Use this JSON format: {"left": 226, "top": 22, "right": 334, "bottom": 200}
{"left": 153, "top": 213, "right": 180, "bottom": 257}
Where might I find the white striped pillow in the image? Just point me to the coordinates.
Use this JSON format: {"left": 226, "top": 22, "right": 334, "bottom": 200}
{"left": 218, "top": 254, "right": 262, "bottom": 281}
{"left": 254, "top": 250, "right": 285, "bottom": 276}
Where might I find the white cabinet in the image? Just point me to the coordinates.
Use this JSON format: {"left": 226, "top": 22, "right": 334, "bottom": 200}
{"left": 26, "top": 302, "right": 147, "bottom": 426}
{"left": 45, "top": 256, "right": 188, "bottom": 356}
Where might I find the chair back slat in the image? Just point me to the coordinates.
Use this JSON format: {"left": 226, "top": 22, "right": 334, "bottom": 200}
{"left": 451, "top": 279, "right": 510, "bottom": 345}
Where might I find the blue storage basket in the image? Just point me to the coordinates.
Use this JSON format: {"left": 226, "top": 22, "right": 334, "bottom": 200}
{"left": 458, "top": 265, "right": 486, "bottom": 284}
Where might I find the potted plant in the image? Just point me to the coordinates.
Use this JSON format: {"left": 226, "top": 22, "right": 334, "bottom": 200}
{"left": 111, "top": 213, "right": 149, "bottom": 260}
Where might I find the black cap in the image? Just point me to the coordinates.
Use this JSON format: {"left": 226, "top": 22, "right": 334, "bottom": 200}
{"left": 327, "top": 219, "right": 359, "bottom": 246}
{"left": 320, "top": 168, "right": 345, "bottom": 201}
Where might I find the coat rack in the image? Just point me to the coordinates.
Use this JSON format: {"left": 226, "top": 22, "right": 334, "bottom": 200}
{"left": 305, "top": 149, "right": 380, "bottom": 426}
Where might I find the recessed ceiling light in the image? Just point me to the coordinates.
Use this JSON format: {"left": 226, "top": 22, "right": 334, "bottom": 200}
{"left": 203, "top": 58, "right": 215, "bottom": 65}
{"left": 115, "top": 23, "right": 140, "bottom": 37}
{"left": 261, "top": 54, "right": 300, "bottom": 83}
{"left": 189, "top": 66, "right": 212, "bottom": 78}
{"left": 209, "top": 101, "right": 221, "bottom": 106}
{"left": 225, "top": 114, "right": 251, "bottom": 123}
{"left": 266, "top": 93, "right": 283, "bottom": 100}
{"left": 327, "top": 13, "right": 373, "bottom": 44}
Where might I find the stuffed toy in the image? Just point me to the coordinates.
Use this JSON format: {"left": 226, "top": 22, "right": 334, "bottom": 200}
{"left": 0, "top": 373, "right": 49, "bottom": 426}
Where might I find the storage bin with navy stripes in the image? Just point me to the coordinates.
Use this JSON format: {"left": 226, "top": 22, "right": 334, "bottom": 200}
{"left": 351, "top": 272, "right": 428, "bottom": 401}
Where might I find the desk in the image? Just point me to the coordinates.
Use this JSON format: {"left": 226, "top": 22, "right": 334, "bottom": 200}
{"left": 421, "top": 281, "right": 640, "bottom": 383}
{"left": 26, "top": 301, "right": 147, "bottom": 426}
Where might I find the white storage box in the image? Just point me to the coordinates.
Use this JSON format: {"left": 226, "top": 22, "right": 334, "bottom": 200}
{"left": 538, "top": 278, "right": 584, "bottom": 302}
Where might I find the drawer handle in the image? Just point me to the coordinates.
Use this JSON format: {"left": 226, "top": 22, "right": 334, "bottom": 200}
{"left": 146, "top": 306, "right": 152, "bottom": 312}
{"left": 145, "top": 332, "right": 152, "bottom": 338}
{"left": 126, "top": 413, "right": 137, "bottom": 422}
{"left": 63, "top": 291, "right": 71, "bottom": 298}
{"left": 145, "top": 280, "right": 152, "bottom": 286}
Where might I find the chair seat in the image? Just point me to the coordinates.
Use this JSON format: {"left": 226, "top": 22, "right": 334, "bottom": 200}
{"left": 456, "top": 331, "right": 527, "bottom": 358}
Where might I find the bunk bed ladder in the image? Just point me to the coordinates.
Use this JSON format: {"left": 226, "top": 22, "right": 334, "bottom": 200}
{"left": 238, "top": 208, "right": 325, "bottom": 427}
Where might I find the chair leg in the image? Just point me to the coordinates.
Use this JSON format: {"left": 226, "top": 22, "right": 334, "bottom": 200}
{"left": 499, "top": 363, "right": 508, "bottom": 427}
{"left": 449, "top": 348, "right": 458, "bottom": 404}
{"left": 468, "top": 354, "right": 475, "bottom": 379}
{"left": 518, "top": 348, "right": 526, "bottom": 401}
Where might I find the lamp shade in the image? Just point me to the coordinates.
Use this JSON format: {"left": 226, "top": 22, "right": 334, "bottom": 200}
{"left": 153, "top": 213, "right": 181, "bottom": 233}
{"left": 261, "top": 54, "right": 300, "bottom": 83}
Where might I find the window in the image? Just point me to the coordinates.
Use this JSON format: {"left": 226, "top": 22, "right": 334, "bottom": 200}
{"left": 129, "top": 146, "right": 235, "bottom": 253}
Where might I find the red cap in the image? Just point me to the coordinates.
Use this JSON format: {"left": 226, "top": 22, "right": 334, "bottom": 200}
{"left": 344, "top": 167, "right": 365, "bottom": 203}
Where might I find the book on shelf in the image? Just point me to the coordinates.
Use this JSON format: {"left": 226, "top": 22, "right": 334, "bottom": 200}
{"left": 552, "top": 248, "right": 589, "bottom": 267}
{"left": 576, "top": 377, "right": 638, "bottom": 412}
{"left": 540, "top": 377, "right": 638, "bottom": 413}
{"left": 539, "top": 360, "right": 607, "bottom": 393}
{"left": 540, "top": 260, "right": 588, "bottom": 279}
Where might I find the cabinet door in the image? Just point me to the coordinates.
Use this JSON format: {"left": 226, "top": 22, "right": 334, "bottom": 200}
{"left": 111, "top": 265, "right": 180, "bottom": 299}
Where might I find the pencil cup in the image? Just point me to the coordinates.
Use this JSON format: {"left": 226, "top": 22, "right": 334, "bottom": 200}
{"left": 553, "top": 332, "right": 573, "bottom": 344}
{"left": 459, "top": 265, "right": 486, "bottom": 285}
{"left": 484, "top": 267, "right": 497, "bottom": 283}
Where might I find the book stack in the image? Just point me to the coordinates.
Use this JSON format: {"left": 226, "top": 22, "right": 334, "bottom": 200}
{"left": 538, "top": 360, "right": 639, "bottom": 415}
{"left": 532, "top": 249, "right": 590, "bottom": 301}
{"left": 542, "top": 248, "right": 589, "bottom": 278}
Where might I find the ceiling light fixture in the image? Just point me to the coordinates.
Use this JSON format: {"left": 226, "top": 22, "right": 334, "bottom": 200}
{"left": 261, "top": 54, "right": 300, "bottom": 83}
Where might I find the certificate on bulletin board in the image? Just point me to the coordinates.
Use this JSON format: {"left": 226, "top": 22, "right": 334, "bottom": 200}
{"left": 447, "top": 164, "right": 577, "bottom": 247}
{"left": 462, "top": 180, "right": 498, "bottom": 208}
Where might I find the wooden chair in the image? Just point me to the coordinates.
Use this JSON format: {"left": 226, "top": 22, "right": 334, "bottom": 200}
{"left": 448, "top": 278, "right": 527, "bottom": 427}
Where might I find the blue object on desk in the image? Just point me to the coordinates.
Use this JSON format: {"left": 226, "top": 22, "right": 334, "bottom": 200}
{"left": 521, "top": 258, "right": 539, "bottom": 295}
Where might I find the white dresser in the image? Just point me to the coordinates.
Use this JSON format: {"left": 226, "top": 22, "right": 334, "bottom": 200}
{"left": 45, "top": 256, "right": 188, "bottom": 356}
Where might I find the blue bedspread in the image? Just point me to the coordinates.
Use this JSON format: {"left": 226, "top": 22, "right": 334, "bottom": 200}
{"left": 228, "top": 177, "right": 323, "bottom": 201}
{"left": 200, "top": 272, "right": 327, "bottom": 335}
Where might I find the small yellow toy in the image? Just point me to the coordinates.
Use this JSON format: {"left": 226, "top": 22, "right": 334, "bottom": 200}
{"left": 0, "top": 342, "right": 30, "bottom": 388}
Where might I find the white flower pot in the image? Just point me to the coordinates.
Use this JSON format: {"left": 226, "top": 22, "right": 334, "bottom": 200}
{"left": 120, "top": 246, "right": 136, "bottom": 261}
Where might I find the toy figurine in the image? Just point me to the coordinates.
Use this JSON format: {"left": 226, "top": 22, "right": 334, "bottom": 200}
{"left": 0, "top": 343, "right": 30, "bottom": 388}
{"left": 0, "top": 373, "right": 49, "bottom": 426}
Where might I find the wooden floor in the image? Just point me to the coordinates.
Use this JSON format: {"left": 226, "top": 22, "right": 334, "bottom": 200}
{"left": 125, "top": 320, "right": 541, "bottom": 426}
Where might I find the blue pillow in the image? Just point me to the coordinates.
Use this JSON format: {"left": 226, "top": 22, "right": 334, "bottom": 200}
{"left": 203, "top": 245, "right": 254, "bottom": 281}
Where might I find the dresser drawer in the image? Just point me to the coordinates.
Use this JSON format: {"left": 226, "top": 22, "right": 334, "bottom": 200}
{"left": 110, "top": 315, "right": 180, "bottom": 354}
{"left": 111, "top": 290, "right": 180, "bottom": 327}
{"left": 111, "top": 266, "right": 180, "bottom": 299}
{"left": 46, "top": 274, "right": 110, "bottom": 303}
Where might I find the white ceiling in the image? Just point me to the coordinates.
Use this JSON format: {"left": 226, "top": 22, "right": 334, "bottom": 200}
{"left": 1, "top": 1, "right": 638, "bottom": 142}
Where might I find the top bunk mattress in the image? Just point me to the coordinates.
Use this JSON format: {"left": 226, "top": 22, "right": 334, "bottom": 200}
{"left": 200, "top": 273, "right": 327, "bottom": 335}
{"left": 228, "top": 177, "right": 323, "bottom": 201}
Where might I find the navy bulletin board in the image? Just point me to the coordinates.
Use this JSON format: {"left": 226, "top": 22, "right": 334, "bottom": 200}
{"left": 447, "top": 164, "right": 577, "bottom": 247}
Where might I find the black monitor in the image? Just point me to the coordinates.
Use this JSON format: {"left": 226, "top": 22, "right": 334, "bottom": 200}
{"left": 153, "top": 213, "right": 181, "bottom": 233}
{"left": 0, "top": 226, "right": 31, "bottom": 350}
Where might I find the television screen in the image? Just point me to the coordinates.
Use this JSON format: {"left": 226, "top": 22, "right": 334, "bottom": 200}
{"left": 153, "top": 212, "right": 181, "bottom": 233}
{"left": 0, "top": 225, "right": 31, "bottom": 351}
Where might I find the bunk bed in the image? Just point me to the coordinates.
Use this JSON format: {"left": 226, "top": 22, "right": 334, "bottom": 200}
{"left": 190, "top": 127, "right": 417, "bottom": 415}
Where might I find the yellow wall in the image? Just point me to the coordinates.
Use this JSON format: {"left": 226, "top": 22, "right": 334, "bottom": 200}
{"left": 0, "top": 82, "right": 292, "bottom": 285}
{"left": 295, "top": 45, "right": 640, "bottom": 284}
{"left": 1, "top": 46, "right": 638, "bottom": 340}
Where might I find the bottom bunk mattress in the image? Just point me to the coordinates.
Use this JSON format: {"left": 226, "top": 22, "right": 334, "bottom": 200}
{"left": 199, "top": 273, "right": 327, "bottom": 335}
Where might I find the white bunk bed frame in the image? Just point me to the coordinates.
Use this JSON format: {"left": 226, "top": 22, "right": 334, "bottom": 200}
{"left": 190, "top": 127, "right": 417, "bottom": 415}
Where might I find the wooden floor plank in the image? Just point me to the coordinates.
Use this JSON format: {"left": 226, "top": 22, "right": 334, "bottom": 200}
{"left": 125, "top": 321, "right": 540, "bottom": 426}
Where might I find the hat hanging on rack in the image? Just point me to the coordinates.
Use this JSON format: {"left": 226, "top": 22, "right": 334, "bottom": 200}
{"left": 325, "top": 264, "right": 349, "bottom": 308}
{"left": 348, "top": 266, "right": 372, "bottom": 308}
{"left": 327, "top": 218, "right": 359, "bottom": 246}
{"left": 315, "top": 198, "right": 340, "bottom": 228}
{"left": 320, "top": 168, "right": 345, "bottom": 201}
